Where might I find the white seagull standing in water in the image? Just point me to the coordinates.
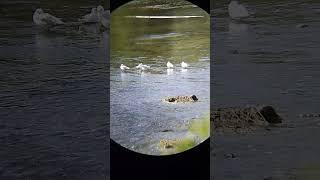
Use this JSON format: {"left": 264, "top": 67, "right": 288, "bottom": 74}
{"left": 120, "top": 64, "right": 130, "bottom": 70}
{"left": 135, "top": 63, "right": 150, "bottom": 71}
{"left": 181, "top": 61, "right": 189, "bottom": 68}
{"left": 97, "top": 5, "right": 105, "bottom": 14}
{"left": 167, "top": 61, "right": 174, "bottom": 69}
{"left": 33, "top": 8, "right": 64, "bottom": 26}
{"left": 228, "top": 0, "right": 249, "bottom": 20}
{"left": 79, "top": 8, "right": 99, "bottom": 23}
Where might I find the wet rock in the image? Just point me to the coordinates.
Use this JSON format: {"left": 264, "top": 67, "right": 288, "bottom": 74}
{"left": 190, "top": 95, "right": 198, "bottom": 101}
{"left": 259, "top": 106, "right": 282, "bottom": 124}
{"left": 212, "top": 106, "right": 268, "bottom": 133}
{"left": 212, "top": 105, "right": 283, "bottom": 134}
{"left": 167, "top": 98, "right": 175, "bottom": 102}
{"left": 224, "top": 153, "right": 236, "bottom": 159}
{"left": 161, "top": 129, "right": 173, "bottom": 132}
{"left": 163, "top": 95, "right": 198, "bottom": 103}
{"left": 296, "top": 24, "right": 309, "bottom": 28}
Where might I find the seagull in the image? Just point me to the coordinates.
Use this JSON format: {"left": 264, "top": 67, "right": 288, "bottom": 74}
{"left": 33, "top": 8, "right": 64, "bottom": 26}
{"left": 120, "top": 64, "right": 130, "bottom": 70}
{"left": 228, "top": 0, "right": 249, "bottom": 20}
{"left": 97, "top": 5, "right": 105, "bottom": 13}
{"left": 79, "top": 8, "right": 99, "bottom": 23}
{"left": 97, "top": 5, "right": 109, "bottom": 29}
{"left": 136, "top": 63, "right": 142, "bottom": 69}
{"left": 100, "top": 10, "right": 110, "bottom": 28}
{"left": 136, "top": 63, "right": 150, "bottom": 70}
{"left": 181, "top": 61, "right": 189, "bottom": 68}
{"left": 167, "top": 61, "right": 174, "bottom": 69}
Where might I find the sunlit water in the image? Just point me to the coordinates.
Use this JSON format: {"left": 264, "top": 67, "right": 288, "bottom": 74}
{"left": 0, "top": 1, "right": 108, "bottom": 179}
{"left": 110, "top": 2, "right": 210, "bottom": 155}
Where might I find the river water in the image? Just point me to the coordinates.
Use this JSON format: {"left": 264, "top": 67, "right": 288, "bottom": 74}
{"left": 212, "top": 0, "right": 320, "bottom": 179}
{"left": 212, "top": 0, "right": 320, "bottom": 124}
{"left": 0, "top": 1, "right": 109, "bottom": 179}
{"left": 110, "top": 1, "right": 210, "bottom": 155}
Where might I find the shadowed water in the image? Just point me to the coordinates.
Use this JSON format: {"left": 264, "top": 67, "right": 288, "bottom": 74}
{"left": 212, "top": 0, "right": 320, "bottom": 124}
{"left": 212, "top": 0, "right": 320, "bottom": 179}
{"left": 0, "top": 1, "right": 109, "bottom": 179}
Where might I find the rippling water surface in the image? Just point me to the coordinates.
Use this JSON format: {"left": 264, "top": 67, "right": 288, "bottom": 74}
{"left": 212, "top": 1, "right": 320, "bottom": 179}
{"left": 0, "top": 1, "right": 108, "bottom": 179}
{"left": 212, "top": 0, "right": 320, "bottom": 124}
{"left": 110, "top": 1, "right": 210, "bottom": 155}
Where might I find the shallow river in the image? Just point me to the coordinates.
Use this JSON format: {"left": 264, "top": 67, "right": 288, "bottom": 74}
{"left": 212, "top": 1, "right": 320, "bottom": 179}
{"left": 110, "top": 2, "right": 210, "bottom": 155}
{"left": 0, "top": 1, "right": 109, "bottom": 179}
{"left": 212, "top": 0, "right": 320, "bottom": 125}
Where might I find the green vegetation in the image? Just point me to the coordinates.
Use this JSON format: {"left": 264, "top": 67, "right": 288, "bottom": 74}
{"left": 295, "top": 165, "right": 320, "bottom": 180}
{"left": 174, "top": 137, "right": 197, "bottom": 152}
{"left": 111, "top": 0, "right": 209, "bottom": 68}
{"left": 189, "top": 113, "right": 210, "bottom": 139}
{"left": 159, "top": 135, "right": 197, "bottom": 155}
{"left": 159, "top": 113, "right": 210, "bottom": 155}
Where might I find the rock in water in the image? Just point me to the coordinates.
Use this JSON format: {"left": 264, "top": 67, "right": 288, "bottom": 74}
{"left": 167, "top": 98, "right": 176, "bottom": 102}
{"left": 212, "top": 106, "right": 268, "bottom": 133}
{"left": 259, "top": 106, "right": 282, "bottom": 124}
{"left": 163, "top": 95, "right": 198, "bottom": 103}
{"left": 190, "top": 95, "right": 198, "bottom": 101}
{"left": 296, "top": 24, "right": 309, "bottom": 28}
{"left": 212, "top": 105, "right": 283, "bottom": 134}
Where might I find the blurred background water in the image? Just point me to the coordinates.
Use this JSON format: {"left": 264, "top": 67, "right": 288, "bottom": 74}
{"left": 110, "top": 1, "right": 210, "bottom": 155}
{"left": 212, "top": 0, "right": 320, "bottom": 179}
{"left": 0, "top": 1, "right": 109, "bottom": 179}
{"left": 212, "top": 0, "right": 320, "bottom": 125}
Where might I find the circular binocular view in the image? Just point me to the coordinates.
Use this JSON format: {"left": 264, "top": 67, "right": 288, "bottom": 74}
{"left": 110, "top": 0, "right": 210, "bottom": 155}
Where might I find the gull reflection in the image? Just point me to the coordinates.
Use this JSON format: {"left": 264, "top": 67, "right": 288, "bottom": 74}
{"left": 120, "top": 71, "right": 127, "bottom": 81}
{"left": 167, "top": 68, "right": 174, "bottom": 75}
{"left": 181, "top": 68, "right": 188, "bottom": 73}
{"left": 78, "top": 23, "right": 100, "bottom": 34}
{"left": 228, "top": 21, "right": 248, "bottom": 34}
